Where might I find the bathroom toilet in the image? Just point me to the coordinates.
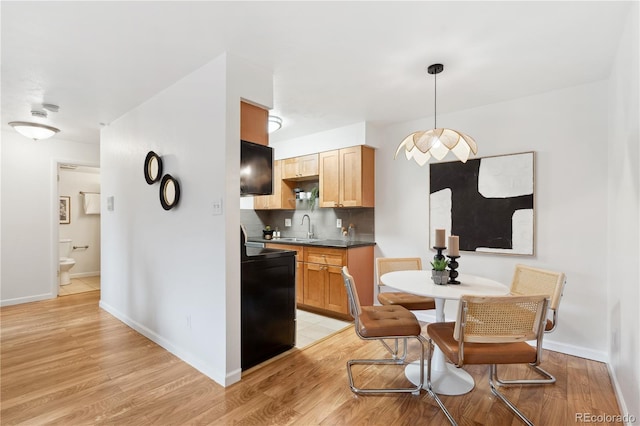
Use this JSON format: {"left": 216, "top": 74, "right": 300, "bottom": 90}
{"left": 59, "top": 239, "right": 76, "bottom": 285}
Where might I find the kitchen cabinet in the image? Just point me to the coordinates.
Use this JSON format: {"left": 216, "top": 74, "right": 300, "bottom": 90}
{"left": 303, "top": 247, "right": 348, "bottom": 315}
{"left": 282, "top": 154, "right": 319, "bottom": 180}
{"left": 240, "top": 101, "right": 268, "bottom": 146}
{"left": 302, "top": 245, "right": 373, "bottom": 319}
{"left": 319, "top": 145, "right": 375, "bottom": 208}
{"left": 255, "top": 161, "right": 297, "bottom": 210}
{"left": 266, "top": 243, "right": 305, "bottom": 304}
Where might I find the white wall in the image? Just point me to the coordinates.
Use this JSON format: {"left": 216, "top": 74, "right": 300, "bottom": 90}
{"left": 0, "top": 131, "right": 99, "bottom": 305}
{"left": 99, "top": 52, "right": 272, "bottom": 387}
{"left": 269, "top": 121, "right": 368, "bottom": 159}
{"left": 607, "top": 2, "right": 639, "bottom": 419}
{"left": 377, "top": 81, "right": 610, "bottom": 361}
{"left": 58, "top": 167, "right": 101, "bottom": 277}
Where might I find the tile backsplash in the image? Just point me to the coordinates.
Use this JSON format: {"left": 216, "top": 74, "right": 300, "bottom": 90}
{"left": 241, "top": 205, "right": 374, "bottom": 242}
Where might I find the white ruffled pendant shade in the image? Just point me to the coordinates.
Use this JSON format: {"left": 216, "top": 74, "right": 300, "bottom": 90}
{"left": 395, "top": 128, "right": 478, "bottom": 165}
{"left": 395, "top": 64, "right": 477, "bottom": 165}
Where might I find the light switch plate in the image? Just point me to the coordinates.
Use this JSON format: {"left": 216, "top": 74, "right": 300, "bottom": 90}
{"left": 336, "top": 218, "right": 342, "bottom": 228}
{"left": 212, "top": 198, "right": 223, "bottom": 215}
{"left": 285, "top": 218, "right": 292, "bottom": 227}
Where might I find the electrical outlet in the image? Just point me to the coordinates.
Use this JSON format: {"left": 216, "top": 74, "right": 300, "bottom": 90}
{"left": 285, "top": 218, "right": 292, "bottom": 227}
{"left": 336, "top": 218, "right": 342, "bottom": 228}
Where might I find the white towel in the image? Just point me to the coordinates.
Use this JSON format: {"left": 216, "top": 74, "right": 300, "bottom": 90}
{"left": 83, "top": 193, "right": 100, "bottom": 215}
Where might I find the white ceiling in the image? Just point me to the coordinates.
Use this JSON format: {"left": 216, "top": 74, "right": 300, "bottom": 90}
{"left": 1, "top": 1, "right": 632, "bottom": 145}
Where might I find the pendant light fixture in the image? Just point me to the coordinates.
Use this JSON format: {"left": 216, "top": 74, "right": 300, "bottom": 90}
{"left": 8, "top": 104, "right": 61, "bottom": 140}
{"left": 395, "top": 64, "right": 477, "bottom": 165}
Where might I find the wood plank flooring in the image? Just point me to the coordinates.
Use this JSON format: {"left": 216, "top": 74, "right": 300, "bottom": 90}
{"left": 1, "top": 291, "right": 622, "bottom": 425}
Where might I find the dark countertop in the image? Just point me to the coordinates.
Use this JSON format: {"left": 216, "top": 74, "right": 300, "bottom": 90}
{"left": 248, "top": 237, "right": 376, "bottom": 249}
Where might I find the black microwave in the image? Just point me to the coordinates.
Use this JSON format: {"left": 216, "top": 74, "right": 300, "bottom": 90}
{"left": 240, "top": 140, "right": 273, "bottom": 196}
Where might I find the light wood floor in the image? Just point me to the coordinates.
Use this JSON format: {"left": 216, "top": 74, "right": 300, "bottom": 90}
{"left": 1, "top": 291, "right": 621, "bottom": 425}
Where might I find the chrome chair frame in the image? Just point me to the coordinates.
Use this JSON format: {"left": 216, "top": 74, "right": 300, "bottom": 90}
{"left": 375, "top": 257, "right": 433, "bottom": 360}
{"left": 495, "top": 264, "right": 566, "bottom": 386}
{"left": 426, "top": 294, "right": 549, "bottom": 426}
{"left": 342, "top": 266, "right": 426, "bottom": 396}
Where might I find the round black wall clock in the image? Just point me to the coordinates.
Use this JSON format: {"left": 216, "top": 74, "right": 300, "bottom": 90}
{"left": 144, "top": 151, "right": 163, "bottom": 184}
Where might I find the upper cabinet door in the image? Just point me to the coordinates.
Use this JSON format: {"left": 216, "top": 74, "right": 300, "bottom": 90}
{"left": 319, "top": 146, "right": 375, "bottom": 208}
{"left": 282, "top": 154, "right": 319, "bottom": 180}
{"left": 254, "top": 160, "right": 281, "bottom": 209}
{"left": 318, "top": 150, "right": 341, "bottom": 208}
{"left": 240, "top": 101, "right": 268, "bottom": 146}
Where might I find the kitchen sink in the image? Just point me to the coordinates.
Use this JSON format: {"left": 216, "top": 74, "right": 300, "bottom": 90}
{"left": 276, "top": 237, "right": 322, "bottom": 243}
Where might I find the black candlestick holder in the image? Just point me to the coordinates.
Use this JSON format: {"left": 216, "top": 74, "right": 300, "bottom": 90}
{"left": 433, "top": 246, "right": 446, "bottom": 261}
{"left": 447, "top": 255, "right": 460, "bottom": 284}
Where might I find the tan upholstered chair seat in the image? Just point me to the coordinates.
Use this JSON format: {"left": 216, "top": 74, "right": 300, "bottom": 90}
{"left": 358, "top": 305, "right": 422, "bottom": 338}
{"left": 428, "top": 322, "right": 538, "bottom": 366}
{"left": 342, "top": 266, "right": 427, "bottom": 395}
{"left": 377, "top": 292, "right": 436, "bottom": 311}
{"left": 545, "top": 319, "right": 554, "bottom": 332}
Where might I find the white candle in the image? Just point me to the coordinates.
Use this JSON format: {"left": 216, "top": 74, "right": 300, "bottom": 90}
{"left": 435, "top": 229, "right": 446, "bottom": 248}
{"left": 448, "top": 235, "right": 459, "bottom": 256}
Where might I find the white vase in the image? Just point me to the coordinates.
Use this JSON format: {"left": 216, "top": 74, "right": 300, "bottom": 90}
{"left": 431, "top": 270, "right": 450, "bottom": 285}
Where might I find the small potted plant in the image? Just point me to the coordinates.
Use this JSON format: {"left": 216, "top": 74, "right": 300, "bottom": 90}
{"left": 308, "top": 186, "right": 319, "bottom": 211}
{"left": 430, "top": 258, "right": 450, "bottom": 285}
{"left": 262, "top": 225, "right": 274, "bottom": 240}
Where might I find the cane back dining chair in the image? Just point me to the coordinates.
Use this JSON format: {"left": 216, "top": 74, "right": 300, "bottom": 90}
{"left": 341, "top": 266, "right": 427, "bottom": 395}
{"left": 494, "top": 264, "right": 566, "bottom": 385}
{"left": 375, "top": 257, "right": 435, "bottom": 359}
{"left": 426, "top": 294, "right": 549, "bottom": 426}
{"left": 376, "top": 257, "right": 436, "bottom": 311}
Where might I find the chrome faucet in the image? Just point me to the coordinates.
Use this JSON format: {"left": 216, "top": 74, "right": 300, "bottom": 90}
{"left": 301, "top": 214, "right": 313, "bottom": 239}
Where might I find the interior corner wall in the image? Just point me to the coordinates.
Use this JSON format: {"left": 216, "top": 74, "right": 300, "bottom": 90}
{"left": 99, "top": 52, "right": 272, "bottom": 387}
{"left": 0, "top": 131, "right": 99, "bottom": 305}
{"left": 607, "top": 1, "right": 639, "bottom": 418}
{"left": 377, "top": 80, "right": 610, "bottom": 362}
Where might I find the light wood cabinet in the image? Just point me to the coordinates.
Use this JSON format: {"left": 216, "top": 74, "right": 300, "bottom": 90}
{"left": 319, "top": 145, "right": 375, "bottom": 208}
{"left": 301, "top": 245, "right": 374, "bottom": 319}
{"left": 267, "top": 243, "right": 374, "bottom": 319}
{"left": 254, "top": 159, "right": 281, "bottom": 210}
{"left": 303, "top": 247, "right": 348, "bottom": 316}
{"left": 282, "top": 154, "right": 319, "bottom": 180}
{"left": 240, "top": 101, "right": 268, "bottom": 146}
{"left": 254, "top": 161, "right": 297, "bottom": 210}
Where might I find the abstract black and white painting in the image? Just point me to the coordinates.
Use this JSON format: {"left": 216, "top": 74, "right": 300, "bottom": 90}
{"left": 429, "top": 152, "right": 535, "bottom": 255}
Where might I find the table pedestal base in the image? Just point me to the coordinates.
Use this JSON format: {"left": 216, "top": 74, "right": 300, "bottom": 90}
{"left": 405, "top": 361, "right": 475, "bottom": 395}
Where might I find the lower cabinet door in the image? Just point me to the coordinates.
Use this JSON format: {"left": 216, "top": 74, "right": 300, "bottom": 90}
{"left": 303, "top": 262, "right": 326, "bottom": 309}
{"left": 324, "top": 265, "right": 349, "bottom": 315}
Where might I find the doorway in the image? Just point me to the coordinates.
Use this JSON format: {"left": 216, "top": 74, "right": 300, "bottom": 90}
{"left": 57, "top": 164, "right": 101, "bottom": 296}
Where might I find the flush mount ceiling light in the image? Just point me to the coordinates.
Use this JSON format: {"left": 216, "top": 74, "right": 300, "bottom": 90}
{"left": 268, "top": 115, "right": 282, "bottom": 133}
{"left": 395, "top": 64, "right": 477, "bottom": 165}
{"left": 8, "top": 104, "right": 61, "bottom": 140}
{"left": 9, "top": 121, "right": 60, "bottom": 140}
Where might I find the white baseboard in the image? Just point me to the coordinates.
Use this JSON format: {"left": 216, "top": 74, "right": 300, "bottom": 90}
{"left": 606, "top": 363, "right": 635, "bottom": 425}
{"left": 1, "top": 292, "right": 56, "bottom": 307}
{"left": 70, "top": 271, "right": 100, "bottom": 278}
{"left": 98, "top": 299, "right": 232, "bottom": 387}
{"left": 413, "top": 310, "right": 609, "bottom": 363}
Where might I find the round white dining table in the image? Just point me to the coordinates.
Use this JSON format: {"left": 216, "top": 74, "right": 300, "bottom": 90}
{"left": 380, "top": 270, "right": 509, "bottom": 396}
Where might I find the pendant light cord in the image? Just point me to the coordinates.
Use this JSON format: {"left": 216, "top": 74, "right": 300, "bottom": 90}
{"left": 434, "top": 70, "right": 437, "bottom": 129}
